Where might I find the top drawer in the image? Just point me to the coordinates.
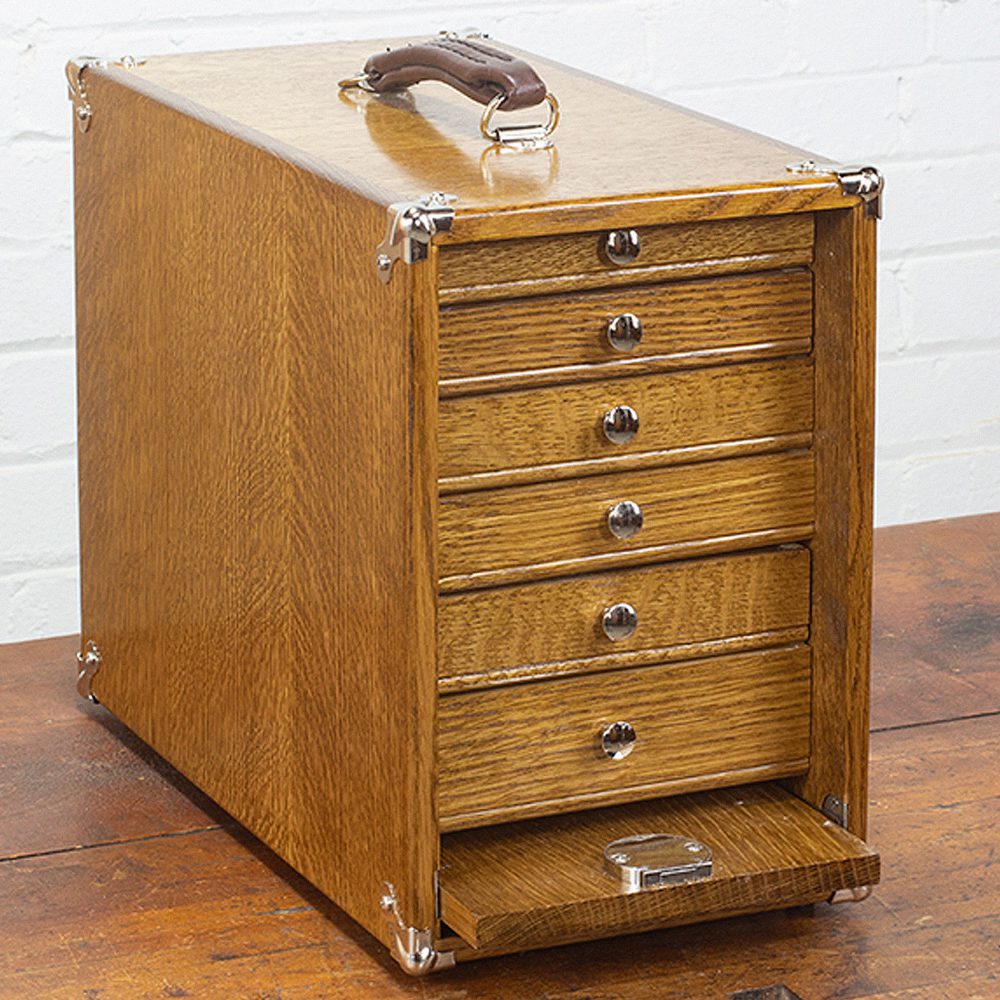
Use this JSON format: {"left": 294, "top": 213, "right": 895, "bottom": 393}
{"left": 438, "top": 214, "right": 814, "bottom": 300}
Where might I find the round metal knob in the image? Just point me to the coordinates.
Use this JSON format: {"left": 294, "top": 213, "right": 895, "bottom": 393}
{"left": 603, "top": 228, "right": 641, "bottom": 266}
{"left": 602, "top": 602, "right": 638, "bottom": 641}
{"left": 601, "top": 721, "right": 637, "bottom": 760}
{"left": 606, "top": 312, "right": 643, "bottom": 352}
{"left": 603, "top": 404, "right": 640, "bottom": 444}
{"left": 607, "top": 500, "right": 644, "bottom": 539}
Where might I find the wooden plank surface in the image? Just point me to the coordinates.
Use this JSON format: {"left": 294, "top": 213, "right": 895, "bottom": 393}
{"left": 116, "top": 39, "right": 852, "bottom": 235}
{"left": 440, "top": 782, "right": 878, "bottom": 949}
{"left": 438, "top": 268, "right": 813, "bottom": 391}
{"left": 1, "top": 512, "right": 998, "bottom": 997}
{"left": 438, "top": 646, "right": 812, "bottom": 828}
{"left": 73, "top": 69, "right": 440, "bottom": 943}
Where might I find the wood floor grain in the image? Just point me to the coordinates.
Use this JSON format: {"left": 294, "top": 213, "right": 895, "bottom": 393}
{"left": 0, "top": 512, "right": 998, "bottom": 998}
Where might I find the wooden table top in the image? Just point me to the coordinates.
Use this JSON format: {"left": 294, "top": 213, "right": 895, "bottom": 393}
{"left": 1, "top": 513, "right": 999, "bottom": 999}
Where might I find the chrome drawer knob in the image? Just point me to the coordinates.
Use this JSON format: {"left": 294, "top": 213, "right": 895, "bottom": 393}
{"left": 603, "top": 228, "right": 641, "bottom": 266}
{"left": 601, "top": 721, "right": 637, "bottom": 760}
{"left": 602, "top": 602, "right": 638, "bottom": 641}
{"left": 607, "top": 312, "right": 643, "bottom": 352}
{"left": 603, "top": 404, "right": 640, "bottom": 444}
{"left": 607, "top": 500, "right": 643, "bottom": 539}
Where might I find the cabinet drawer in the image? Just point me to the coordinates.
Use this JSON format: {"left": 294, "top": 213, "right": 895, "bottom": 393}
{"left": 438, "top": 547, "right": 810, "bottom": 691}
{"left": 438, "top": 215, "right": 814, "bottom": 297}
{"left": 438, "top": 450, "right": 814, "bottom": 589}
{"left": 438, "top": 645, "right": 811, "bottom": 830}
{"left": 439, "top": 269, "right": 813, "bottom": 393}
{"left": 439, "top": 357, "right": 813, "bottom": 489}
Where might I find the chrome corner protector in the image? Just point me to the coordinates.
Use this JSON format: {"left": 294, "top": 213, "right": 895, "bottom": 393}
{"left": 821, "top": 793, "right": 849, "bottom": 828}
{"left": 829, "top": 884, "right": 873, "bottom": 905}
{"left": 786, "top": 159, "right": 884, "bottom": 219}
{"left": 65, "top": 55, "right": 145, "bottom": 132}
{"left": 375, "top": 192, "right": 457, "bottom": 284}
{"left": 76, "top": 639, "right": 102, "bottom": 704}
{"left": 379, "top": 883, "right": 455, "bottom": 976}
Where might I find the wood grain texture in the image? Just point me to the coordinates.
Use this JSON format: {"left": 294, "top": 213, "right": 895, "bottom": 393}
{"left": 120, "top": 39, "right": 857, "bottom": 241}
{"left": 74, "top": 71, "right": 439, "bottom": 941}
{"left": 439, "top": 782, "right": 877, "bottom": 950}
{"left": 871, "top": 513, "right": 1000, "bottom": 730}
{"left": 786, "top": 207, "right": 877, "bottom": 840}
{"left": 438, "top": 645, "right": 811, "bottom": 828}
{"left": 438, "top": 547, "right": 811, "bottom": 690}
{"left": 439, "top": 357, "right": 814, "bottom": 488}
{"left": 439, "top": 268, "right": 813, "bottom": 392}
{"left": 439, "top": 450, "right": 815, "bottom": 589}
{"left": 438, "top": 214, "right": 813, "bottom": 290}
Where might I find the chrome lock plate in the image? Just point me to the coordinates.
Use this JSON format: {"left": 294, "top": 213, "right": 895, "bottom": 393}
{"left": 604, "top": 833, "right": 713, "bottom": 892}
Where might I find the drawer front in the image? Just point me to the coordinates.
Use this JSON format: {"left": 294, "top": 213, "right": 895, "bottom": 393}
{"left": 438, "top": 214, "right": 814, "bottom": 293}
{"left": 439, "top": 357, "right": 813, "bottom": 487}
{"left": 439, "top": 269, "right": 813, "bottom": 390}
{"left": 438, "top": 645, "right": 812, "bottom": 829}
{"left": 438, "top": 547, "right": 811, "bottom": 690}
{"left": 438, "top": 450, "right": 814, "bottom": 588}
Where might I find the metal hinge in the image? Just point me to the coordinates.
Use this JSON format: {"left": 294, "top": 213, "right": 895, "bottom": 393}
{"left": 379, "top": 882, "right": 455, "bottom": 976}
{"left": 821, "top": 793, "right": 849, "bottom": 828}
{"left": 375, "top": 192, "right": 456, "bottom": 283}
{"left": 786, "top": 160, "right": 884, "bottom": 219}
{"left": 65, "top": 55, "right": 144, "bottom": 132}
{"left": 76, "top": 640, "right": 102, "bottom": 704}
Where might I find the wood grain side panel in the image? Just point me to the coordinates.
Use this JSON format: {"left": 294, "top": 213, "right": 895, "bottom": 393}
{"left": 438, "top": 646, "right": 811, "bottom": 826}
{"left": 74, "top": 72, "right": 438, "bottom": 940}
{"left": 438, "top": 450, "right": 815, "bottom": 587}
{"left": 787, "top": 207, "right": 877, "bottom": 840}
{"left": 439, "top": 357, "right": 814, "bottom": 483}
{"left": 438, "top": 547, "right": 811, "bottom": 688}
{"left": 440, "top": 782, "right": 878, "bottom": 950}
{"left": 439, "top": 268, "right": 813, "bottom": 386}
{"left": 438, "top": 215, "right": 813, "bottom": 289}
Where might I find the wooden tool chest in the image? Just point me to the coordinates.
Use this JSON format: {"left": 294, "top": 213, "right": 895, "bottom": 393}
{"left": 69, "top": 34, "right": 882, "bottom": 974}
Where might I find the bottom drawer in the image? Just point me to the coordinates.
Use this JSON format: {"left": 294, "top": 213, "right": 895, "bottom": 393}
{"left": 439, "top": 783, "right": 880, "bottom": 953}
{"left": 438, "top": 645, "right": 811, "bottom": 830}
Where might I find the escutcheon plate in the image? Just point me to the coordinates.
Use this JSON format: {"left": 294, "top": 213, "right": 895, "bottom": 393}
{"left": 604, "top": 833, "right": 713, "bottom": 892}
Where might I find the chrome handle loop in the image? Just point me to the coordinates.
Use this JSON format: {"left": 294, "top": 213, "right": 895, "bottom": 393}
{"left": 602, "top": 602, "right": 638, "bottom": 641}
{"left": 607, "top": 312, "right": 643, "bottom": 352}
{"left": 603, "top": 405, "right": 640, "bottom": 444}
{"left": 607, "top": 500, "right": 644, "bottom": 539}
{"left": 480, "top": 91, "right": 560, "bottom": 146}
{"left": 603, "top": 228, "right": 641, "bottom": 265}
{"left": 601, "top": 721, "right": 637, "bottom": 760}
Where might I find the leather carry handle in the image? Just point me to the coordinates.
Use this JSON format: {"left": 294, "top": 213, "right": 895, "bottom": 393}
{"left": 354, "top": 36, "right": 547, "bottom": 110}
{"left": 340, "top": 35, "right": 560, "bottom": 145}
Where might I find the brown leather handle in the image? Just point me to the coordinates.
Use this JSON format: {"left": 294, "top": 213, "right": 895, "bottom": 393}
{"left": 360, "top": 37, "right": 548, "bottom": 112}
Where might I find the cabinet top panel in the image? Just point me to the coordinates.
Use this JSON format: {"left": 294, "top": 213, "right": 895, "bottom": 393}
{"left": 105, "top": 36, "right": 849, "bottom": 230}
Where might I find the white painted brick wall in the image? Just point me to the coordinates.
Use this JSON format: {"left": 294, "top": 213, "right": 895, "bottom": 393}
{"left": 1, "top": 0, "right": 999, "bottom": 642}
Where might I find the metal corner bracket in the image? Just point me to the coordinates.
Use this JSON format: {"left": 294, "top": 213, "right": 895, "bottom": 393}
{"left": 829, "top": 885, "right": 874, "bottom": 905}
{"left": 379, "top": 882, "right": 455, "bottom": 976}
{"left": 76, "top": 640, "right": 102, "bottom": 704}
{"left": 786, "top": 160, "right": 884, "bottom": 220}
{"left": 65, "top": 55, "right": 145, "bottom": 132}
{"left": 375, "top": 192, "right": 456, "bottom": 284}
{"left": 821, "top": 792, "right": 849, "bottom": 828}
